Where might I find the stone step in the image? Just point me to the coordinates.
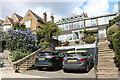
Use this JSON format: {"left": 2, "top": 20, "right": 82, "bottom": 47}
{"left": 98, "top": 50, "right": 114, "bottom": 52}
{"left": 97, "top": 72, "right": 118, "bottom": 75}
{"left": 97, "top": 67, "right": 118, "bottom": 70}
{"left": 98, "top": 56, "right": 115, "bottom": 58}
{"left": 98, "top": 58, "right": 114, "bottom": 63}
{"left": 97, "top": 74, "right": 118, "bottom": 78}
{"left": 98, "top": 54, "right": 115, "bottom": 56}
{"left": 97, "top": 62, "right": 116, "bottom": 66}
{"left": 97, "top": 65, "right": 117, "bottom": 69}
{"left": 97, "top": 69, "right": 118, "bottom": 73}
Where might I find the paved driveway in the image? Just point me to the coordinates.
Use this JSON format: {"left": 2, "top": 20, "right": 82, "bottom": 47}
{"left": 21, "top": 67, "right": 96, "bottom": 78}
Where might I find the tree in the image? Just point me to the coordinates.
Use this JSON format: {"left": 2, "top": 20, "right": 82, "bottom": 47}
{"left": 36, "top": 22, "right": 62, "bottom": 40}
{"left": 14, "top": 23, "right": 26, "bottom": 30}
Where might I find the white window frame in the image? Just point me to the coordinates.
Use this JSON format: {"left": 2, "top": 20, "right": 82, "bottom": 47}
{"left": 25, "top": 20, "right": 31, "bottom": 28}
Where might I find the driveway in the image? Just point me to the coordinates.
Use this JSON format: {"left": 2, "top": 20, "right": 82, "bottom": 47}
{"left": 21, "top": 67, "right": 96, "bottom": 78}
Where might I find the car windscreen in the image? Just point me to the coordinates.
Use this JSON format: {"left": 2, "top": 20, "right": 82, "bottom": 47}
{"left": 66, "top": 52, "right": 87, "bottom": 57}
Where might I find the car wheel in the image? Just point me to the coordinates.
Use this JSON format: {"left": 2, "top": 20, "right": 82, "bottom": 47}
{"left": 63, "top": 68, "right": 69, "bottom": 72}
{"left": 37, "top": 67, "right": 43, "bottom": 70}
{"left": 85, "top": 64, "right": 89, "bottom": 72}
{"left": 53, "top": 66, "right": 59, "bottom": 71}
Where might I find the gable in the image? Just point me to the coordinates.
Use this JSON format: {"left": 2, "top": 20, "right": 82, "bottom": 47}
{"left": 11, "top": 14, "right": 18, "bottom": 22}
{"left": 20, "top": 10, "right": 37, "bottom": 24}
{"left": 11, "top": 13, "right": 23, "bottom": 23}
{"left": 2, "top": 17, "right": 13, "bottom": 26}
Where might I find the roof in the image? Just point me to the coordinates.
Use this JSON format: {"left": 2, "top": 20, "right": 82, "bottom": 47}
{"left": 14, "top": 13, "right": 23, "bottom": 21}
{"left": 7, "top": 17, "right": 14, "bottom": 24}
{"left": 67, "top": 50, "right": 87, "bottom": 53}
{"left": 29, "top": 10, "right": 43, "bottom": 23}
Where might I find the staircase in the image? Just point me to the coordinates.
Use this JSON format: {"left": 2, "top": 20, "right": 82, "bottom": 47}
{"left": 3, "top": 47, "right": 45, "bottom": 70}
{"left": 97, "top": 40, "right": 118, "bottom": 78}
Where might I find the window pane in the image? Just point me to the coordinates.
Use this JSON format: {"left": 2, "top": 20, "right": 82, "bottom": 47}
{"left": 25, "top": 20, "right": 31, "bottom": 28}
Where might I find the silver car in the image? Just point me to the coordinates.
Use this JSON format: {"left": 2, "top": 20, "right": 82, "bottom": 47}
{"left": 63, "top": 50, "right": 93, "bottom": 72}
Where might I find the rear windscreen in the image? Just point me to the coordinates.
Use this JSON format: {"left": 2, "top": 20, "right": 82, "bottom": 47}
{"left": 39, "top": 53, "right": 52, "bottom": 56}
{"left": 66, "top": 52, "right": 87, "bottom": 57}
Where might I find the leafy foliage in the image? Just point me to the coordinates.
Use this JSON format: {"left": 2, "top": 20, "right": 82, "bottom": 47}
{"left": 85, "top": 36, "right": 95, "bottom": 44}
{"left": 36, "top": 22, "right": 62, "bottom": 40}
{"left": 0, "top": 30, "right": 40, "bottom": 61}
{"left": 11, "top": 49, "right": 31, "bottom": 61}
{"left": 106, "top": 24, "right": 120, "bottom": 41}
{"left": 40, "top": 41, "right": 51, "bottom": 46}
{"left": 112, "top": 31, "right": 120, "bottom": 68}
{"left": 14, "top": 23, "right": 26, "bottom": 30}
{"left": 4, "top": 30, "right": 39, "bottom": 52}
{"left": 106, "top": 15, "right": 120, "bottom": 69}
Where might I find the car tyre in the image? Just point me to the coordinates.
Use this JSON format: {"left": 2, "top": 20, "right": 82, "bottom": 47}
{"left": 85, "top": 64, "right": 89, "bottom": 73}
{"left": 37, "top": 67, "right": 43, "bottom": 70}
{"left": 63, "top": 68, "right": 69, "bottom": 72}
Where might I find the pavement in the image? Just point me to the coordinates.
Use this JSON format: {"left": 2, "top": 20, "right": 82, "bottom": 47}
{"left": 0, "top": 53, "right": 49, "bottom": 79}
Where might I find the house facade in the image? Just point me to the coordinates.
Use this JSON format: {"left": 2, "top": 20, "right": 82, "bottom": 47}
{"left": 2, "top": 13, "right": 23, "bottom": 31}
{"left": 20, "top": 10, "right": 44, "bottom": 33}
{"left": 56, "top": 13, "right": 117, "bottom": 42}
{"left": 2, "top": 10, "right": 54, "bottom": 33}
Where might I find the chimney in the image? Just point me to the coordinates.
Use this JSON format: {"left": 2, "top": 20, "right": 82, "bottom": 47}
{"left": 43, "top": 12, "right": 47, "bottom": 22}
{"left": 50, "top": 14, "right": 54, "bottom": 23}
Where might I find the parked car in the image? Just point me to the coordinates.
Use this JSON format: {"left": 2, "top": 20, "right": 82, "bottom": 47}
{"left": 63, "top": 50, "right": 93, "bottom": 72}
{"left": 35, "top": 51, "right": 65, "bottom": 70}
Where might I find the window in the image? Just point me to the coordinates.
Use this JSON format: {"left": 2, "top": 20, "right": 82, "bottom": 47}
{"left": 73, "top": 22, "right": 77, "bottom": 29}
{"left": 69, "top": 23, "right": 73, "bottom": 30}
{"left": 78, "top": 21, "right": 84, "bottom": 28}
{"left": 64, "top": 23, "right": 69, "bottom": 30}
{"left": 86, "top": 19, "right": 97, "bottom": 27}
{"left": 91, "top": 19, "right": 97, "bottom": 26}
{"left": 3, "top": 25, "right": 11, "bottom": 31}
{"left": 85, "top": 20, "right": 91, "bottom": 27}
{"left": 98, "top": 17, "right": 109, "bottom": 25}
{"left": 25, "top": 20, "right": 31, "bottom": 28}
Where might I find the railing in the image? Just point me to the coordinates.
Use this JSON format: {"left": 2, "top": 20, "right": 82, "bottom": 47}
{"left": 94, "top": 36, "right": 99, "bottom": 79}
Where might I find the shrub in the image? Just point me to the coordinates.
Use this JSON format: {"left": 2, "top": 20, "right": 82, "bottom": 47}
{"left": 112, "top": 31, "right": 120, "bottom": 68}
{"left": 4, "top": 30, "right": 40, "bottom": 52}
{"left": 106, "top": 24, "right": 119, "bottom": 41}
{"left": 40, "top": 38, "right": 61, "bottom": 46}
{"left": 75, "top": 41, "right": 79, "bottom": 44}
{"left": 11, "top": 49, "right": 31, "bottom": 61}
{"left": 40, "top": 41, "right": 51, "bottom": 46}
{"left": 85, "top": 36, "right": 95, "bottom": 44}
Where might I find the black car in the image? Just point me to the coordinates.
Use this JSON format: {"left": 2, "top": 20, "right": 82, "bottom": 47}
{"left": 35, "top": 51, "right": 64, "bottom": 70}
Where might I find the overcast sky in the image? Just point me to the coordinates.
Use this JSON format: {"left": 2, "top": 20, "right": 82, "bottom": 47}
{"left": 1, "top": 0, "right": 119, "bottom": 22}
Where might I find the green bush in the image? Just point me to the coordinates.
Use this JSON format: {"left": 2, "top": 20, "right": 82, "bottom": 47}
{"left": 40, "top": 41, "right": 51, "bottom": 46}
{"left": 11, "top": 49, "right": 31, "bottom": 61}
{"left": 85, "top": 36, "right": 95, "bottom": 44}
{"left": 112, "top": 31, "right": 120, "bottom": 68}
{"left": 106, "top": 24, "right": 119, "bottom": 41}
{"left": 75, "top": 41, "right": 79, "bottom": 44}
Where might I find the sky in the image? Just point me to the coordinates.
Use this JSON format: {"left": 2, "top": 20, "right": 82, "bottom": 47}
{"left": 0, "top": 0, "right": 120, "bottom": 22}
